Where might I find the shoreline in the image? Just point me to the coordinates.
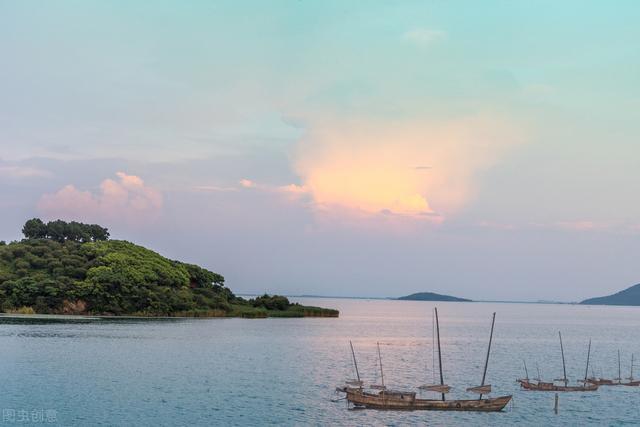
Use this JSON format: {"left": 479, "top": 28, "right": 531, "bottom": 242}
{"left": 0, "top": 309, "right": 340, "bottom": 320}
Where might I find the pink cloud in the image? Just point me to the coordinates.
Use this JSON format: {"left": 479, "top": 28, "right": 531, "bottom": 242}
{"left": 239, "top": 179, "right": 255, "bottom": 188}
{"left": 293, "top": 114, "right": 522, "bottom": 219}
{"left": 37, "top": 172, "right": 162, "bottom": 224}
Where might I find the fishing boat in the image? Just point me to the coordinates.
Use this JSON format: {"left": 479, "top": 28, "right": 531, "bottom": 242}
{"left": 585, "top": 351, "right": 640, "bottom": 387}
{"left": 336, "top": 309, "right": 512, "bottom": 412}
{"left": 621, "top": 353, "right": 639, "bottom": 386}
{"left": 585, "top": 377, "right": 616, "bottom": 386}
{"left": 519, "top": 332, "right": 598, "bottom": 392}
{"left": 585, "top": 350, "right": 621, "bottom": 386}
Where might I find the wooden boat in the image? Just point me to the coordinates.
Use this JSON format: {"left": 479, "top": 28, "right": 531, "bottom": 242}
{"left": 519, "top": 333, "right": 598, "bottom": 392}
{"left": 585, "top": 351, "right": 640, "bottom": 387}
{"left": 519, "top": 379, "right": 598, "bottom": 392}
{"left": 336, "top": 387, "right": 512, "bottom": 411}
{"left": 585, "top": 378, "right": 615, "bottom": 386}
{"left": 337, "top": 309, "right": 512, "bottom": 412}
{"left": 622, "top": 353, "right": 640, "bottom": 386}
{"left": 586, "top": 350, "right": 621, "bottom": 386}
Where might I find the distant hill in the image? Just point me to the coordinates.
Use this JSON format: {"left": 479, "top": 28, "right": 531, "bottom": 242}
{"left": 398, "top": 292, "right": 471, "bottom": 302}
{"left": 580, "top": 284, "right": 640, "bottom": 306}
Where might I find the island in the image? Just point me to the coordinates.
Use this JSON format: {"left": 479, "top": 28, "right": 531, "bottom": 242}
{"left": 580, "top": 283, "right": 640, "bottom": 306}
{"left": 0, "top": 218, "right": 338, "bottom": 318}
{"left": 398, "top": 292, "right": 471, "bottom": 302}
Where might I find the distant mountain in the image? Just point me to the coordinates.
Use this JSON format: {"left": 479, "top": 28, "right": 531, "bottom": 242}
{"left": 398, "top": 292, "right": 471, "bottom": 302}
{"left": 580, "top": 284, "right": 640, "bottom": 306}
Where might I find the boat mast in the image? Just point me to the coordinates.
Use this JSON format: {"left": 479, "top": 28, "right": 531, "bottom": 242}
{"left": 377, "top": 341, "right": 385, "bottom": 390}
{"left": 523, "top": 360, "right": 529, "bottom": 380}
{"left": 536, "top": 363, "right": 541, "bottom": 381}
{"left": 583, "top": 339, "right": 591, "bottom": 384}
{"left": 479, "top": 312, "right": 496, "bottom": 400}
{"left": 434, "top": 307, "right": 445, "bottom": 401}
{"left": 618, "top": 349, "right": 622, "bottom": 383}
{"left": 559, "top": 332, "right": 567, "bottom": 385}
{"left": 349, "top": 340, "right": 361, "bottom": 387}
{"left": 631, "top": 354, "right": 635, "bottom": 382}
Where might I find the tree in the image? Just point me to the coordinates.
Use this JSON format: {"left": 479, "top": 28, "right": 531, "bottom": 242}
{"left": 67, "top": 222, "right": 91, "bottom": 242}
{"left": 46, "top": 220, "right": 68, "bottom": 242}
{"left": 89, "top": 224, "right": 109, "bottom": 241}
{"left": 20, "top": 218, "right": 110, "bottom": 243}
{"left": 22, "top": 218, "right": 47, "bottom": 239}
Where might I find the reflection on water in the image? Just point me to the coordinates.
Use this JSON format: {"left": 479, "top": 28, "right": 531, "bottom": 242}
{"left": 0, "top": 299, "right": 639, "bottom": 425}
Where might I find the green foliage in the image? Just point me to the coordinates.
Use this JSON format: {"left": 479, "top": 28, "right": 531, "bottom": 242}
{"left": 251, "top": 294, "right": 290, "bottom": 311}
{"left": 22, "top": 218, "right": 47, "bottom": 239}
{"left": 21, "top": 218, "right": 110, "bottom": 243}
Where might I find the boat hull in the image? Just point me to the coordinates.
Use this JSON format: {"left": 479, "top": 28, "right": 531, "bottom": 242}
{"left": 339, "top": 388, "right": 512, "bottom": 412}
{"left": 518, "top": 380, "right": 598, "bottom": 392}
{"left": 586, "top": 379, "right": 615, "bottom": 386}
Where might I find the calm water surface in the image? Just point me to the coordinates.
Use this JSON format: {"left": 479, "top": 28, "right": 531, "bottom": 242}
{"left": 1, "top": 299, "right": 640, "bottom": 426}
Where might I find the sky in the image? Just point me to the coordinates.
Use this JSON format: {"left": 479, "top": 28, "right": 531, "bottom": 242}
{"left": 1, "top": 1, "right": 640, "bottom": 301}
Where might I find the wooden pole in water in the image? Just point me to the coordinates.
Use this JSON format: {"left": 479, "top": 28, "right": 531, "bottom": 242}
{"left": 434, "top": 307, "right": 445, "bottom": 401}
{"left": 559, "top": 332, "right": 567, "bottom": 385}
{"left": 349, "top": 340, "right": 361, "bottom": 387}
{"left": 554, "top": 393, "right": 559, "bottom": 414}
{"left": 584, "top": 339, "right": 591, "bottom": 384}
{"left": 479, "top": 312, "right": 496, "bottom": 400}
{"left": 377, "top": 341, "right": 385, "bottom": 390}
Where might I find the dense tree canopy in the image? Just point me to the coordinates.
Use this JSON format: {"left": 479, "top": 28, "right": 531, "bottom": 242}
{"left": 0, "top": 239, "right": 233, "bottom": 315}
{"left": 22, "top": 218, "right": 109, "bottom": 243}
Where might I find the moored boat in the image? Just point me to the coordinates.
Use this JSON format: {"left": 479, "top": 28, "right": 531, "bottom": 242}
{"left": 622, "top": 353, "right": 640, "bottom": 386}
{"left": 519, "top": 333, "right": 598, "bottom": 392}
{"left": 585, "top": 351, "right": 640, "bottom": 387}
{"left": 519, "top": 379, "right": 598, "bottom": 392}
{"left": 336, "top": 386, "right": 512, "bottom": 411}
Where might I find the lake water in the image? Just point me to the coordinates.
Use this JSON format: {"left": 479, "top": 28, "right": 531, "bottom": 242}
{"left": 1, "top": 299, "right": 640, "bottom": 426}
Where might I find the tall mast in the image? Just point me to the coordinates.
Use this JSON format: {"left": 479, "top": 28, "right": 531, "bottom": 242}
{"left": 377, "top": 341, "right": 385, "bottom": 390}
{"left": 523, "top": 360, "right": 529, "bottom": 380}
{"left": 583, "top": 339, "right": 591, "bottom": 384}
{"left": 479, "top": 312, "right": 496, "bottom": 400}
{"left": 559, "top": 332, "right": 567, "bottom": 385}
{"left": 618, "top": 350, "right": 622, "bottom": 383}
{"left": 434, "top": 307, "right": 445, "bottom": 401}
{"left": 632, "top": 354, "right": 635, "bottom": 382}
{"left": 349, "top": 340, "right": 361, "bottom": 387}
{"left": 536, "top": 363, "right": 541, "bottom": 381}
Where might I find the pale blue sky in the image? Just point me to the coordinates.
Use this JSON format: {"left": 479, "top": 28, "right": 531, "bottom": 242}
{"left": 1, "top": 1, "right": 639, "bottom": 300}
